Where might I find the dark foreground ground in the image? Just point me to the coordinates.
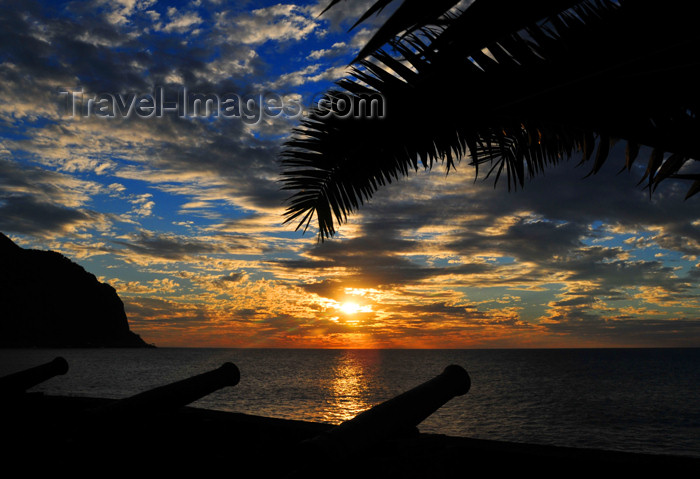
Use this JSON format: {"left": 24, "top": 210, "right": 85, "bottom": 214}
{"left": 3, "top": 393, "right": 698, "bottom": 477}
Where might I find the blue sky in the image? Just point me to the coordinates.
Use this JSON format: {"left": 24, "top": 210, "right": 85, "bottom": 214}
{"left": 2, "top": 0, "right": 699, "bottom": 348}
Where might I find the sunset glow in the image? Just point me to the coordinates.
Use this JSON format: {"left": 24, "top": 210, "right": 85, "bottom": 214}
{"left": 339, "top": 302, "right": 372, "bottom": 316}
{"left": 1, "top": 0, "right": 699, "bottom": 349}
{"left": 340, "top": 302, "right": 361, "bottom": 315}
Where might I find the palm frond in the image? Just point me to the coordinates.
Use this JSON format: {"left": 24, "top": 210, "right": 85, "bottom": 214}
{"left": 283, "top": 0, "right": 700, "bottom": 241}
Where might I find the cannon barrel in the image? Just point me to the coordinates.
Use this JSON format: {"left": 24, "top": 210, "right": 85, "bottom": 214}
{"left": 0, "top": 357, "right": 69, "bottom": 396}
{"left": 91, "top": 362, "right": 240, "bottom": 418}
{"left": 300, "top": 364, "right": 470, "bottom": 456}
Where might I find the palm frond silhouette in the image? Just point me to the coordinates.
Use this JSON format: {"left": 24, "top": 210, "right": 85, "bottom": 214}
{"left": 281, "top": 0, "right": 700, "bottom": 241}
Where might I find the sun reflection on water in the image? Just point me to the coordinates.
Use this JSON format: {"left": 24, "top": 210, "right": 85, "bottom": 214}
{"left": 321, "top": 350, "right": 381, "bottom": 424}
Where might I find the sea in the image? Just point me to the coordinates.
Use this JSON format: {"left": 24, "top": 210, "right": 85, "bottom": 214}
{"left": 1, "top": 348, "right": 699, "bottom": 458}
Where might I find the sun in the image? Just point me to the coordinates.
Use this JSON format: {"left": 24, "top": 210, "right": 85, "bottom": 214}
{"left": 339, "top": 302, "right": 361, "bottom": 315}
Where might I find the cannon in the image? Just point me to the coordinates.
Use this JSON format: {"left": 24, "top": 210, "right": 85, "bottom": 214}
{"left": 90, "top": 362, "right": 240, "bottom": 419}
{"left": 0, "top": 357, "right": 69, "bottom": 397}
{"left": 299, "top": 364, "right": 471, "bottom": 457}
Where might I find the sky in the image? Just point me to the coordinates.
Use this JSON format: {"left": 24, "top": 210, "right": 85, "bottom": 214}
{"left": 1, "top": 0, "right": 700, "bottom": 348}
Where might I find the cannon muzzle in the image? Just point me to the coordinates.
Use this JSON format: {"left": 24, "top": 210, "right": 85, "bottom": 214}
{"left": 90, "top": 362, "right": 240, "bottom": 418}
{"left": 0, "top": 357, "right": 69, "bottom": 397}
{"left": 300, "top": 364, "right": 470, "bottom": 456}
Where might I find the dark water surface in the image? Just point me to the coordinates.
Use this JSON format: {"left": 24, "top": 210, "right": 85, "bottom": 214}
{"left": 2, "top": 348, "right": 698, "bottom": 457}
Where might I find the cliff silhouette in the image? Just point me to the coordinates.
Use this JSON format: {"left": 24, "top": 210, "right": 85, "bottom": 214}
{"left": 0, "top": 233, "right": 152, "bottom": 348}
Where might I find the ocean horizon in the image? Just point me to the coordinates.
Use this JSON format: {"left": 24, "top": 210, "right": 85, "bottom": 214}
{"left": 2, "top": 347, "right": 699, "bottom": 459}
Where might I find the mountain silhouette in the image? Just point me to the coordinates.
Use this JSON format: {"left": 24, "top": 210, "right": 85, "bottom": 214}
{"left": 0, "top": 233, "right": 152, "bottom": 348}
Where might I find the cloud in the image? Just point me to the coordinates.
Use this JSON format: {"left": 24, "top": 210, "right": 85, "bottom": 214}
{"left": 310, "top": 0, "right": 394, "bottom": 32}
{"left": 213, "top": 271, "right": 248, "bottom": 286}
{"left": 216, "top": 4, "right": 321, "bottom": 45}
{"left": 128, "top": 193, "right": 155, "bottom": 216}
{"left": 0, "top": 158, "right": 113, "bottom": 236}
{"left": 270, "top": 141, "right": 700, "bottom": 341}
{"left": 98, "top": 0, "right": 158, "bottom": 27}
{"left": 262, "top": 63, "right": 352, "bottom": 90}
{"left": 307, "top": 41, "right": 347, "bottom": 60}
{"left": 111, "top": 230, "right": 266, "bottom": 262}
{"left": 0, "top": 194, "right": 99, "bottom": 236}
{"left": 2, "top": 0, "right": 699, "bottom": 348}
{"left": 159, "top": 6, "right": 203, "bottom": 34}
{"left": 541, "top": 314, "right": 700, "bottom": 347}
